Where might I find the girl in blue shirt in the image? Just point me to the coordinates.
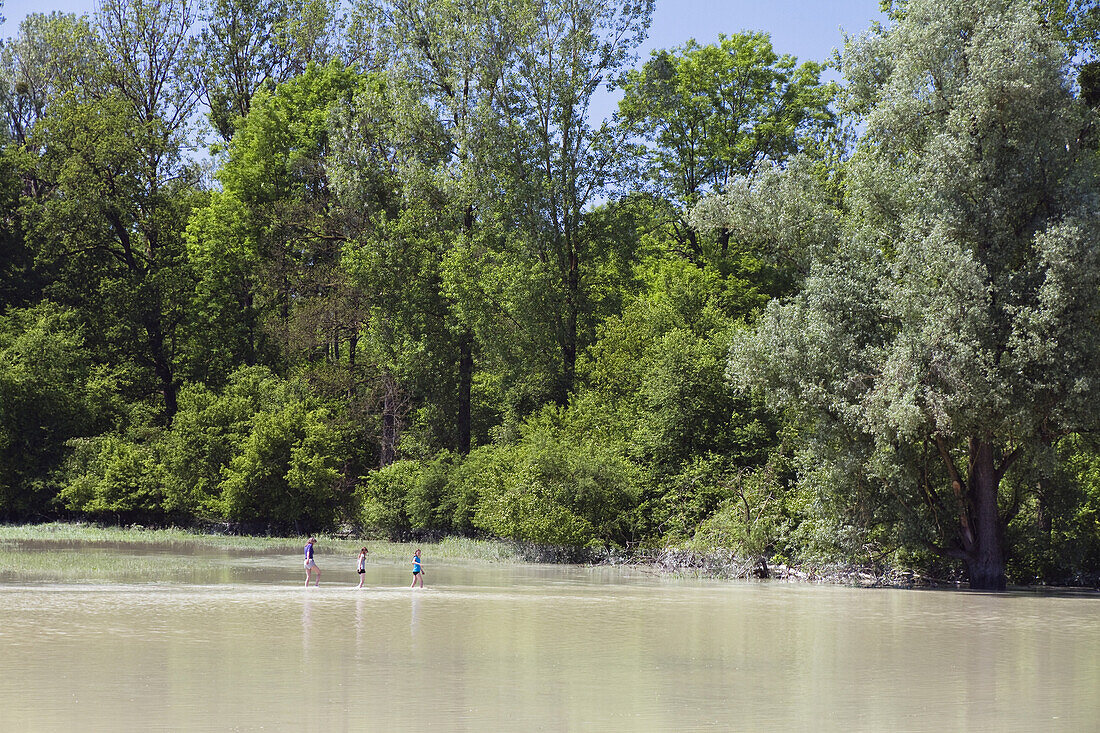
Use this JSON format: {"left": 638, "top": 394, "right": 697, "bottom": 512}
{"left": 410, "top": 548, "right": 424, "bottom": 588}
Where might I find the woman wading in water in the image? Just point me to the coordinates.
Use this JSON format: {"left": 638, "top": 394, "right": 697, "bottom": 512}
{"left": 304, "top": 537, "right": 320, "bottom": 586}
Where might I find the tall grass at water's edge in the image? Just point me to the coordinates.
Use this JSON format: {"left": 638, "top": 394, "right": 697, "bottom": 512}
{"left": 0, "top": 519, "right": 532, "bottom": 563}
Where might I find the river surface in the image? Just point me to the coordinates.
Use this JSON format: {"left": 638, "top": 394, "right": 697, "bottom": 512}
{"left": 1, "top": 543, "right": 1098, "bottom": 732}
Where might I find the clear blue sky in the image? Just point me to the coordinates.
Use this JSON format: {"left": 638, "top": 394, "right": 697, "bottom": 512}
{"left": 645, "top": 0, "right": 883, "bottom": 62}
{"left": 611, "top": 0, "right": 886, "bottom": 119}
{"left": 2, "top": 0, "right": 884, "bottom": 56}
{"left": 2, "top": 0, "right": 885, "bottom": 59}
{"left": 1, "top": 0, "right": 885, "bottom": 120}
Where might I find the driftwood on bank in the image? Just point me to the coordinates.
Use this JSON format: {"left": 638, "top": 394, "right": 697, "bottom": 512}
{"left": 594, "top": 546, "right": 963, "bottom": 588}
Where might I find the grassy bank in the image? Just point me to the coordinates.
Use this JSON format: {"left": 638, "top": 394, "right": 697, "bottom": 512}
{"left": 0, "top": 522, "right": 532, "bottom": 582}
{"left": 0, "top": 522, "right": 528, "bottom": 558}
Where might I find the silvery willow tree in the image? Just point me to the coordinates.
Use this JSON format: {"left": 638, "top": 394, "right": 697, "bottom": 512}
{"left": 702, "top": 0, "right": 1100, "bottom": 590}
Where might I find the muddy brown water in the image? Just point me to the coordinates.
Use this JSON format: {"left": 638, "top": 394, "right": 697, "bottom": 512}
{"left": 1, "top": 542, "right": 1098, "bottom": 732}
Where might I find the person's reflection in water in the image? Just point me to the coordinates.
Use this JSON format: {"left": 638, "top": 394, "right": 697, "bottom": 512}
{"left": 355, "top": 593, "right": 365, "bottom": 650}
{"left": 302, "top": 595, "right": 313, "bottom": 651}
{"left": 410, "top": 591, "right": 420, "bottom": 638}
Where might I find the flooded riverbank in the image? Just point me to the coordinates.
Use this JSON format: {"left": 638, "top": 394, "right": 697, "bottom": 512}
{"left": 2, "top": 535, "right": 1099, "bottom": 732}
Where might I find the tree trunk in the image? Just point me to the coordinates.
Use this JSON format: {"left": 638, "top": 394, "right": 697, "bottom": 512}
{"left": 964, "top": 440, "right": 1007, "bottom": 591}
{"left": 146, "top": 315, "right": 177, "bottom": 421}
{"left": 559, "top": 239, "right": 579, "bottom": 406}
{"left": 1036, "top": 481, "right": 1052, "bottom": 540}
{"left": 456, "top": 331, "right": 473, "bottom": 454}
{"left": 380, "top": 376, "right": 402, "bottom": 467}
{"left": 457, "top": 205, "right": 476, "bottom": 453}
{"left": 717, "top": 227, "right": 731, "bottom": 258}
{"left": 686, "top": 225, "right": 700, "bottom": 258}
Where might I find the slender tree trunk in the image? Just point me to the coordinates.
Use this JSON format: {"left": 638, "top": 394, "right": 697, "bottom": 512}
{"left": 683, "top": 222, "right": 702, "bottom": 260}
{"left": 560, "top": 238, "right": 579, "bottom": 406}
{"left": 1036, "top": 481, "right": 1052, "bottom": 539}
{"left": 456, "top": 204, "right": 476, "bottom": 454}
{"left": 380, "top": 376, "right": 401, "bottom": 467}
{"left": 146, "top": 315, "right": 178, "bottom": 421}
{"left": 456, "top": 331, "right": 473, "bottom": 454}
{"left": 717, "top": 227, "right": 731, "bottom": 258}
{"left": 964, "top": 439, "right": 1007, "bottom": 591}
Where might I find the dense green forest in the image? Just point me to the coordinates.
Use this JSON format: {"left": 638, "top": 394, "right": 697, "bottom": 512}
{"left": 2, "top": 0, "right": 1100, "bottom": 589}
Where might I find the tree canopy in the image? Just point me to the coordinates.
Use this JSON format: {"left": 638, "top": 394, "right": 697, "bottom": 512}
{"left": 1, "top": 0, "right": 1099, "bottom": 589}
{"left": 715, "top": 0, "right": 1100, "bottom": 589}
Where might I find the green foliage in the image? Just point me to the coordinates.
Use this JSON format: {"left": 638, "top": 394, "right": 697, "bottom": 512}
{"left": 620, "top": 32, "right": 836, "bottom": 206}
{"left": 720, "top": 0, "right": 1100, "bottom": 587}
{"left": 0, "top": 304, "right": 115, "bottom": 517}
{"left": 584, "top": 258, "right": 773, "bottom": 470}
{"left": 159, "top": 366, "right": 285, "bottom": 517}
{"left": 618, "top": 32, "right": 837, "bottom": 263}
{"left": 470, "top": 405, "right": 643, "bottom": 548}
{"left": 54, "top": 365, "right": 353, "bottom": 531}
{"left": 219, "top": 60, "right": 362, "bottom": 204}
{"left": 653, "top": 454, "right": 742, "bottom": 543}
{"left": 359, "top": 452, "right": 467, "bottom": 536}
{"left": 1001, "top": 437, "right": 1100, "bottom": 584}
{"left": 198, "top": 0, "right": 347, "bottom": 142}
{"left": 182, "top": 192, "right": 263, "bottom": 384}
{"left": 689, "top": 463, "right": 785, "bottom": 559}
{"left": 359, "top": 460, "right": 413, "bottom": 534}
{"left": 689, "top": 154, "right": 842, "bottom": 284}
{"left": 403, "top": 451, "right": 456, "bottom": 530}
{"left": 219, "top": 384, "right": 349, "bottom": 530}
{"left": 56, "top": 434, "right": 170, "bottom": 521}
{"left": 0, "top": 148, "right": 37, "bottom": 311}
{"left": 1051, "top": 438, "right": 1100, "bottom": 580}
{"left": 362, "top": 415, "right": 641, "bottom": 547}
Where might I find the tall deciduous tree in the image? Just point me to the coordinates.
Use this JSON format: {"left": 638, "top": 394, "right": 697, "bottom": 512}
{"left": 0, "top": 12, "right": 102, "bottom": 147}
{"left": 375, "top": 0, "right": 522, "bottom": 454}
{"left": 484, "top": 0, "right": 654, "bottom": 406}
{"left": 0, "top": 13, "right": 102, "bottom": 309}
{"left": 619, "top": 33, "right": 835, "bottom": 260}
{"left": 188, "top": 61, "right": 364, "bottom": 381}
{"left": 716, "top": 0, "right": 1100, "bottom": 589}
{"left": 328, "top": 69, "right": 458, "bottom": 464}
{"left": 197, "top": 0, "right": 351, "bottom": 143}
{"left": 24, "top": 0, "right": 200, "bottom": 421}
